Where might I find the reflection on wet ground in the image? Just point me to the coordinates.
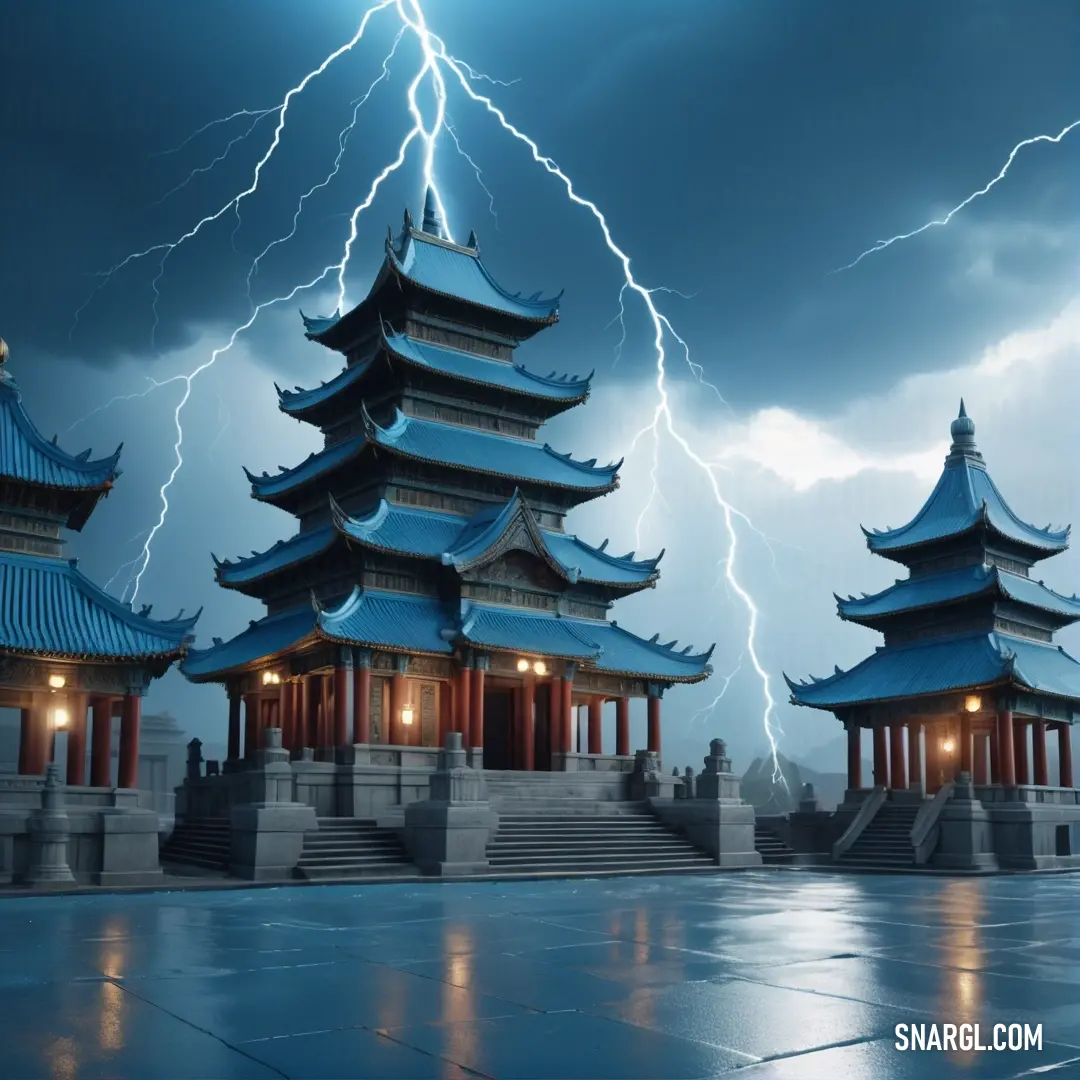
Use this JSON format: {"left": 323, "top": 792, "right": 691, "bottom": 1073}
{"left": 2, "top": 870, "right": 1079, "bottom": 1078}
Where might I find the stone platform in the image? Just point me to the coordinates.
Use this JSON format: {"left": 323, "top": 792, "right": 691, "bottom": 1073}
{"left": 2, "top": 871, "right": 1079, "bottom": 1078}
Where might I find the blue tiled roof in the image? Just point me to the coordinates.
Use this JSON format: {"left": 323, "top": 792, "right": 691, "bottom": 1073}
{"left": 838, "top": 564, "right": 1080, "bottom": 624}
{"left": 0, "top": 552, "right": 198, "bottom": 660}
{"left": 278, "top": 331, "right": 589, "bottom": 419}
{"left": 440, "top": 492, "right": 660, "bottom": 589}
{"left": 787, "top": 631, "right": 1080, "bottom": 708}
{"left": 215, "top": 526, "right": 336, "bottom": 587}
{"left": 388, "top": 228, "right": 560, "bottom": 323}
{"left": 458, "top": 602, "right": 714, "bottom": 682}
{"left": 247, "top": 411, "right": 619, "bottom": 502}
{"left": 363, "top": 407, "right": 621, "bottom": 492}
{"left": 317, "top": 587, "right": 454, "bottom": 654}
{"left": 864, "top": 407, "right": 1069, "bottom": 558}
{"left": 299, "top": 309, "right": 341, "bottom": 336}
{"left": 333, "top": 498, "right": 463, "bottom": 557}
{"left": 0, "top": 374, "right": 122, "bottom": 490}
{"left": 383, "top": 332, "right": 588, "bottom": 400}
{"left": 182, "top": 607, "right": 316, "bottom": 680}
{"left": 246, "top": 436, "right": 365, "bottom": 500}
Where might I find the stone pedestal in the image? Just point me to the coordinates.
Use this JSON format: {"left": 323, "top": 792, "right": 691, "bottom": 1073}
{"left": 229, "top": 728, "right": 316, "bottom": 880}
{"left": 186, "top": 738, "right": 204, "bottom": 781}
{"left": 932, "top": 777, "right": 998, "bottom": 871}
{"left": 404, "top": 733, "right": 496, "bottom": 876}
{"left": 25, "top": 765, "right": 75, "bottom": 887}
{"left": 628, "top": 749, "right": 681, "bottom": 800}
{"left": 97, "top": 807, "right": 165, "bottom": 887}
{"left": 650, "top": 739, "right": 762, "bottom": 868}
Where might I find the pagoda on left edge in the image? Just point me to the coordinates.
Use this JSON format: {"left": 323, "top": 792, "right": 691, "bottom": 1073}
{"left": 0, "top": 338, "right": 198, "bottom": 787}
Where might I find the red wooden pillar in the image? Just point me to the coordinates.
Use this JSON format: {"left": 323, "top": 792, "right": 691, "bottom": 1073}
{"left": 989, "top": 721, "right": 1000, "bottom": 783}
{"left": 243, "top": 693, "right": 258, "bottom": 757}
{"left": 1032, "top": 719, "right": 1048, "bottom": 786}
{"left": 26, "top": 699, "right": 49, "bottom": 775}
{"left": 89, "top": 696, "right": 113, "bottom": 786}
{"left": 298, "top": 677, "right": 312, "bottom": 748}
{"left": 226, "top": 690, "right": 242, "bottom": 761}
{"left": 997, "top": 710, "right": 1016, "bottom": 787}
{"left": 647, "top": 693, "right": 661, "bottom": 757}
{"left": 66, "top": 693, "right": 89, "bottom": 786}
{"left": 973, "top": 731, "right": 989, "bottom": 785}
{"left": 118, "top": 693, "right": 141, "bottom": 789}
{"left": 447, "top": 675, "right": 458, "bottom": 737}
{"left": 549, "top": 679, "right": 562, "bottom": 764}
{"left": 278, "top": 681, "right": 293, "bottom": 751}
{"left": 18, "top": 707, "right": 32, "bottom": 775}
{"left": 907, "top": 721, "right": 922, "bottom": 790}
{"left": 925, "top": 726, "right": 940, "bottom": 793}
{"left": 615, "top": 697, "right": 630, "bottom": 758}
{"left": 872, "top": 726, "right": 889, "bottom": 787}
{"left": 560, "top": 678, "right": 574, "bottom": 754}
{"left": 470, "top": 664, "right": 485, "bottom": 750}
{"left": 354, "top": 656, "right": 372, "bottom": 744}
{"left": 389, "top": 671, "right": 406, "bottom": 745}
{"left": 587, "top": 697, "right": 603, "bottom": 756}
{"left": 889, "top": 724, "right": 907, "bottom": 789}
{"left": 522, "top": 677, "right": 535, "bottom": 771}
{"left": 959, "top": 711, "right": 972, "bottom": 778}
{"left": 1013, "top": 720, "right": 1029, "bottom": 786}
{"left": 1059, "top": 723, "right": 1074, "bottom": 788}
{"left": 333, "top": 663, "right": 350, "bottom": 748}
{"left": 458, "top": 665, "right": 472, "bottom": 750}
{"left": 846, "top": 724, "right": 862, "bottom": 790}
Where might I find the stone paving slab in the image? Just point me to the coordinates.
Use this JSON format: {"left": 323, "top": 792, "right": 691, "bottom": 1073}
{"left": 1, "top": 869, "right": 1079, "bottom": 1078}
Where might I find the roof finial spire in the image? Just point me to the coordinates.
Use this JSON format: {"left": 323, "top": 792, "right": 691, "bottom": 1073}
{"left": 948, "top": 397, "right": 978, "bottom": 458}
{"left": 421, "top": 186, "right": 442, "bottom": 237}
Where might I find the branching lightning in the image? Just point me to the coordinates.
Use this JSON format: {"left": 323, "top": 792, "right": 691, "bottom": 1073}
{"left": 833, "top": 118, "right": 1080, "bottom": 273}
{"left": 689, "top": 656, "right": 743, "bottom": 737}
{"left": 72, "top": 0, "right": 786, "bottom": 777}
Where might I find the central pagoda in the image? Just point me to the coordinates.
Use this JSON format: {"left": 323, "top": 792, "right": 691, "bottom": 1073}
{"left": 184, "top": 190, "right": 712, "bottom": 770}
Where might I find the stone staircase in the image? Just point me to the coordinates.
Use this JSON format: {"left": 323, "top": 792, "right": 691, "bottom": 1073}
{"left": 160, "top": 818, "right": 231, "bottom": 871}
{"left": 754, "top": 821, "right": 796, "bottom": 864}
{"left": 294, "top": 818, "right": 419, "bottom": 881}
{"left": 485, "top": 803, "right": 716, "bottom": 877}
{"left": 837, "top": 800, "right": 920, "bottom": 869}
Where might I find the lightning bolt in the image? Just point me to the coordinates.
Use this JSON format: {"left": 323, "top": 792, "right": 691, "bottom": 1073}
{"left": 689, "top": 656, "right": 743, "bottom": 737}
{"left": 73, "top": 0, "right": 786, "bottom": 781}
{"left": 834, "top": 118, "right": 1080, "bottom": 273}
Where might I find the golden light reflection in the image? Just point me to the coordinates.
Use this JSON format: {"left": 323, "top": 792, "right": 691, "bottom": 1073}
{"left": 97, "top": 981, "right": 126, "bottom": 1052}
{"left": 634, "top": 907, "right": 649, "bottom": 966}
{"left": 938, "top": 879, "right": 985, "bottom": 1069}
{"left": 45, "top": 1036, "right": 78, "bottom": 1080}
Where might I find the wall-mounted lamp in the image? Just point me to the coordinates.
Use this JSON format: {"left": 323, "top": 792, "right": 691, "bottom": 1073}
{"left": 533, "top": 661, "right": 547, "bottom": 676}
{"left": 262, "top": 671, "right": 281, "bottom": 686}
{"left": 516, "top": 658, "right": 530, "bottom": 673}
{"left": 48, "top": 674, "right": 66, "bottom": 690}
{"left": 964, "top": 694, "right": 982, "bottom": 713}
{"left": 53, "top": 708, "right": 69, "bottom": 730}
{"left": 942, "top": 739, "right": 955, "bottom": 754}
{"left": 401, "top": 706, "right": 414, "bottom": 727}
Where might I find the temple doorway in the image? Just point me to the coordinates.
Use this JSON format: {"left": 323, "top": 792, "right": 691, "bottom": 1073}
{"left": 483, "top": 689, "right": 513, "bottom": 770}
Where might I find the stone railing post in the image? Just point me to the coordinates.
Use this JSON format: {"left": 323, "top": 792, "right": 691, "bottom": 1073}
{"left": 26, "top": 764, "right": 75, "bottom": 886}
{"left": 403, "top": 732, "right": 497, "bottom": 875}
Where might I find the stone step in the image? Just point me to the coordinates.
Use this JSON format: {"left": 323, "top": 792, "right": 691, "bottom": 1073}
{"left": 295, "top": 864, "right": 421, "bottom": 882}
{"left": 489, "top": 844, "right": 701, "bottom": 860}
{"left": 494, "top": 822, "right": 672, "bottom": 834}
{"left": 298, "top": 854, "right": 413, "bottom": 868}
{"left": 487, "top": 855, "right": 714, "bottom": 873}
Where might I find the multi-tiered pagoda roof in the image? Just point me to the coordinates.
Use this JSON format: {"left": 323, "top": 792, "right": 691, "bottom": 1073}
{"left": 787, "top": 403, "right": 1080, "bottom": 714}
{"left": 184, "top": 190, "right": 712, "bottom": 691}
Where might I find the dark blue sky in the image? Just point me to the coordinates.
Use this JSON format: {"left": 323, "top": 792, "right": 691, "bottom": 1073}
{"left": 1, "top": 1, "right": 1078, "bottom": 767}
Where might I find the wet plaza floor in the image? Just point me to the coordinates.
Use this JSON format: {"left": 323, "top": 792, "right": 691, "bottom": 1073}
{"left": 2, "top": 871, "right": 1080, "bottom": 1079}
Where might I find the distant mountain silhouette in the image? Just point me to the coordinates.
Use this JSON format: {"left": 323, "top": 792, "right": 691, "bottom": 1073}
{"left": 741, "top": 751, "right": 851, "bottom": 813}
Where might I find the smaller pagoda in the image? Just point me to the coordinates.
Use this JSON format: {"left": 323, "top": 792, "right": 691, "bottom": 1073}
{"left": 787, "top": 403, "right": 1080, "bottom": 799}
{"left": 0, "top": 338, "right": 198, "bottom": 787}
